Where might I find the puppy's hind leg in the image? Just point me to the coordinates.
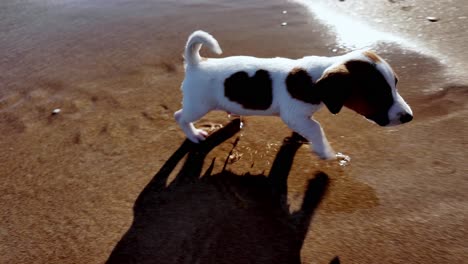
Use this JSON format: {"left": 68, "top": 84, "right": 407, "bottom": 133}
{"left": 174, "top": 107, "right": 209, "bottom": 143}
{"left": 281, "top": 115, "right": 336, "bottom": 159}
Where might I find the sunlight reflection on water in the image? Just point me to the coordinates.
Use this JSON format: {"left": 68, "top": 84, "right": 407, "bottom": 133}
{"left": 294, "top": 0, "right": 414, "bottom": 50}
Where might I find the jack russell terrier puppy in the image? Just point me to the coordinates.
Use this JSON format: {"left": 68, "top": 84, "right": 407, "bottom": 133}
{"left": 174, "top": 30, "right": 413, "bottom": 159}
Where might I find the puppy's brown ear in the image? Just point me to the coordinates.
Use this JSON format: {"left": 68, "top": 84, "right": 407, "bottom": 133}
{"left": 315, "top": 66, "right": 351, "bottom": 114}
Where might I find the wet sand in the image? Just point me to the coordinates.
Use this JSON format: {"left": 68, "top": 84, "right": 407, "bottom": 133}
{"left": 1, "top": 0, "right": 467, "bottom": 263}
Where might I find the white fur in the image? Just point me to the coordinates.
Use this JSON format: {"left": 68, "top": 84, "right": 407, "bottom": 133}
{"left": 184, "top": 30, "right": 222, "bottom": 65}
{"left": 175, "top": 31, "right": 413, "bottom": 159}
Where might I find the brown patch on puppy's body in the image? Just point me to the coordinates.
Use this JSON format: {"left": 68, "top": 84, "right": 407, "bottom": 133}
{"left": 363, "top": 51, "right": 382, "bottom": 63}
{"left": 224, "top": 70, "right": 273, "bottom": 110}
{"left": 286, "top": 68, "right": 320, "bottom": 104}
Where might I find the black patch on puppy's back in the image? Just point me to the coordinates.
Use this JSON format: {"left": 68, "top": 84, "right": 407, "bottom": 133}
{"left": 286, "top": 68, "right": 320, "bottom": 104}
{"left": 224, "top": 70, "right": 273, "bottom": 110}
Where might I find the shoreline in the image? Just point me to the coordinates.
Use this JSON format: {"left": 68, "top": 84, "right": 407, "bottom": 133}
{"left": 300, "top": 0, "right": 468, "bottom": 84}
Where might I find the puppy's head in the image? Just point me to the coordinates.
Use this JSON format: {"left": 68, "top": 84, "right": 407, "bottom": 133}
{"left": 316, "top": 50, "right": 413, "bottom": 126}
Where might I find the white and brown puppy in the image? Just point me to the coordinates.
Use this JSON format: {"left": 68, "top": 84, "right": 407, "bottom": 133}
{"left": 175, "top": 30, "right": 413, "bottom": 159}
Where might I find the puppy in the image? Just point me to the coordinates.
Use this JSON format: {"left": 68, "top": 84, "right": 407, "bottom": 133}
{"left": 174, "top": 30, "right": 413, "bottom": 159}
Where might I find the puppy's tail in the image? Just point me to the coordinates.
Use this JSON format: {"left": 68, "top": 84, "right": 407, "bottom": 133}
{"left": 184, "top": 30, "right": 222, "bottom": 66}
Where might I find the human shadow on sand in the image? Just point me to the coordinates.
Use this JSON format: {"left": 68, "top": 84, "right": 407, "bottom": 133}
{"left": 107, "top": 119, "right": 339, "bottom": 264}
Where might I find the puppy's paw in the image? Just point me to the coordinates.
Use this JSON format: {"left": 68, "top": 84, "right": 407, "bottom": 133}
{"left": 187, "top": 128, "right": 208, "bottom": 143}
{"left": 336, "top": 152, "right": 351, "bottom": 166}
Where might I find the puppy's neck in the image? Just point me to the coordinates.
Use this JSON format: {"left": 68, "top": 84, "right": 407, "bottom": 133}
{"left": 298, "top": 56, "right": 337, "bottom": 82}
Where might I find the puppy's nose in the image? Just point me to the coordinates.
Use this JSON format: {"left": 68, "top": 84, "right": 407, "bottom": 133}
{"left": 399, "top": 113, "right": 413, "bottom": 124}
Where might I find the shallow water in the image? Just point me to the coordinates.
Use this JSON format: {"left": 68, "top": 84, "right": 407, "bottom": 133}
{"left": 294, "top": 0, "right": 418, "bottom": 51}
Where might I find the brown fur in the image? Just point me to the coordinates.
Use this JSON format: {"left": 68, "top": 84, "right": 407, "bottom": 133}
{"left": 314, "top": 64, "right": 350, "bottom": 114}
{"left": 346, "top": 61, "right": 394, "bottom": 125}
{"left": 363, "top": 50, "right": 382, "bottom": 63}
{"left": 316, "top": 60, "right": 394, "bottom": 125}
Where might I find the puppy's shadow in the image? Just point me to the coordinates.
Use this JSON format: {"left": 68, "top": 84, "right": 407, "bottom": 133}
{"left": 107, "top": 119, "right": 338, "bottom": 264}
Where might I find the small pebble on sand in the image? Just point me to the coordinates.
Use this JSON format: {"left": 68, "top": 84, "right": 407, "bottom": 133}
{"left": 426, "top": 16, "right": 439, "bottom": 22}
{"left": 281, "top": 22, "right": 287, "bottom": 26}
{"left": 51, "top": 108, "right": 61, "bottom": 115}
{"left": 282, "top": 10, "right": 287, "bottom": 14}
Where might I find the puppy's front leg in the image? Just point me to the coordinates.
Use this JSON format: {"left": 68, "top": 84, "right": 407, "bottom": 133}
{"left": 282, "top": 115, "right": 336, "bottom": 159}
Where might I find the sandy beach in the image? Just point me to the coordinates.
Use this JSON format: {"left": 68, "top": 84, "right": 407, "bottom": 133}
{"left": 1, "top": 0, "right": 467, "bottom": 263}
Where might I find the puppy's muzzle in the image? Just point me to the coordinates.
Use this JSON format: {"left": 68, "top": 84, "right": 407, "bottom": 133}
{"left": 399, "top": 112, "right": 413, "bottom": 124}
{"left": 386, "top": 93, "right": 413, "bottom": 126}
